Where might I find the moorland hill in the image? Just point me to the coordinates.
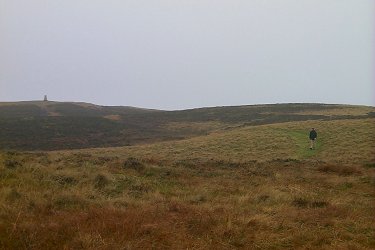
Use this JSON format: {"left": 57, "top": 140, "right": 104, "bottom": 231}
{"left": 1, "top": 113, "right": 374, "bottom": 249}
{"left": 0, "top": 101, "right": 373, "bottom": 150}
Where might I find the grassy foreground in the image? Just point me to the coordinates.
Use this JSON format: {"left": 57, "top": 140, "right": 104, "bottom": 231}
{"left": 0, "top": 119, "right": 374, "bottom": 249}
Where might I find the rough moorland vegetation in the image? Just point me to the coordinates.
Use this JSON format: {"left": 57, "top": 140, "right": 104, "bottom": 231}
{"left": 0, "top": 102, "right": 373, "bottom": 150}
{"left": 0, "top": 117, "right": 374, "bottom": 249}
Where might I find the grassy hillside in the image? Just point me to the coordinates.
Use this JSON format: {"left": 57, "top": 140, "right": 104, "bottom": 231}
{"left": 0, "top": 118, "right": 374, "bottom": 249}
{"left": 78, "top": 118, "right": 375, "bottom": 165}
{"left": 0, "top": 102, "right": 374, "bottom": 150}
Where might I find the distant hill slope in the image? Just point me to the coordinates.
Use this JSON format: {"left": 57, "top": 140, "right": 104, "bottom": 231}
{"left": 0, "top": 101, "right": 158, "bottom": 117}
{"left": 0, "top": 101, "right": 373, "bottom": 150}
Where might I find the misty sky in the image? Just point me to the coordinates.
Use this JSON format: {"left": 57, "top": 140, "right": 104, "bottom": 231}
{"left": 0, "top": 0, "right": 374, "bottom": 110}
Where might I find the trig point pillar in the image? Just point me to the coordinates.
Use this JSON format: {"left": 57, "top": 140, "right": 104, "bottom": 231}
{"left": 44, "top": 95, "right": 48, "bottom": 101}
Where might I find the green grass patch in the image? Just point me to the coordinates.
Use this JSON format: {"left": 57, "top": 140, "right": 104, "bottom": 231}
{"left": 284, "top": 130, "right": 322, "bottom": 159}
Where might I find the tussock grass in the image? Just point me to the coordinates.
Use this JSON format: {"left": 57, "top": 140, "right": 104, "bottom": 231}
{"left": 74, "top": 118, "right": 375, "bottom": 165}
{"left": 317, "top": 164, "right": 362, "bottom": 176}
{"left": 1, "top": 118, "right": 374, "bottom": 249}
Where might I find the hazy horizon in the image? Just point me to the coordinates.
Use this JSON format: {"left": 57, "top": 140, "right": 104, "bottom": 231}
{"left": 1, "top": 0, "right": 374, "bottom": 110}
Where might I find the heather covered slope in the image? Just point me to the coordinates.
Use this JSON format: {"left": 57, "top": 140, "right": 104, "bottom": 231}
{"left": 0, "top": 117, "right": 374, "bottom": 249}
{"left": 0, "top": 102, "right": 373, "bottom": 150}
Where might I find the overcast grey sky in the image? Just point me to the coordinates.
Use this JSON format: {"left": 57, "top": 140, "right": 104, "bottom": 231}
{"left": 0, "top": 0, "right": 374, "bottom": 110}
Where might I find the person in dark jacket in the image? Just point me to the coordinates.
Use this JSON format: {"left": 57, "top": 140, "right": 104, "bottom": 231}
{"left": 309, "top": 128, "right": 317, "bottom": 149}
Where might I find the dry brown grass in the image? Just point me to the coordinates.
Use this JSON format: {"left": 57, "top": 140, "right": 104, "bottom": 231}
{"left": 162, "top": 121, "right": 228, "bottom": 132}
{"left": 103, "top": 115, "right": 122, "bottom": 121}
{"left": 1, "top": 118, "right": 374, "bottom": 249}
{"left": 292, "top": 105, "right": 374, "bottom": 116}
